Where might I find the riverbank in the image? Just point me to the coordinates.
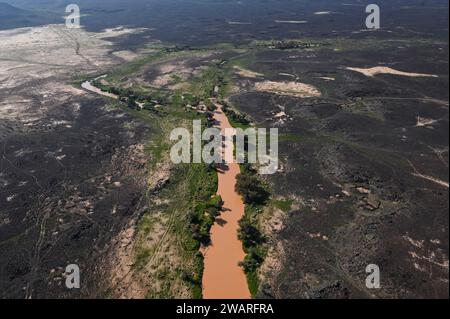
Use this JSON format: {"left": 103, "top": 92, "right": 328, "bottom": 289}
{"left": 81, "top": 70, "right": 253, "bottom": 299}
{"left": 80, "top": 74, "right": 220, "bottom": 298}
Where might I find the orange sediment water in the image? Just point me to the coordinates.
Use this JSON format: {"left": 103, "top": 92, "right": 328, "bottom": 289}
{"left": 201, "top": 104, "right": 251, "bottom": 299}
{"left": 83, "top": 79, "right": 250, "bottom": 298}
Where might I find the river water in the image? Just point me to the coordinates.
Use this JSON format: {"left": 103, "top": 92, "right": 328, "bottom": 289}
{"left": 82, "top": 79, "right": 250, "bottom": 298}
{"left": 201, "top": 104, "right": 251, "bottom": 299}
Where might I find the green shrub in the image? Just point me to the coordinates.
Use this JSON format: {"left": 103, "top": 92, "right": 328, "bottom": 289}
{"left": 239, "top": 218, "right": 265, "bottom": 249}
{"left": 236, "top": 172, "right": 270, "bottom": 206}
{"left": 240, "top": 247, "right": 265, "bottom": 273}
{"left": 190, "top": 195, "right": 223, "bottom": 245}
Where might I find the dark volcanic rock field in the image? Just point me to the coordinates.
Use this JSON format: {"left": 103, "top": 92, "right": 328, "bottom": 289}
{"left": 0, "top": 79, "right": 152, "bottom": 298}
{"left": 229, "top": 42, "right": 449, "bottom": 298}
{"left": 0, "top": 0, "right": 448, "bottom": 299}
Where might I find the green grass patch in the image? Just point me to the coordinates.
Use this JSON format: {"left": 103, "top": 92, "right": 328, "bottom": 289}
{"left": 134, "top": 248, "right": 152, "bottom": 270}
{"left": 246, "top": 270, "right": 260, "bottom": 297}
{"left": 271, "top": 199, "right": 293, "bottom": 213}
{"left": 93, "top": 75, "right": 219, "bottom": 298}
{"left": 279, "top": 133, "right": 302, "bottom": 142}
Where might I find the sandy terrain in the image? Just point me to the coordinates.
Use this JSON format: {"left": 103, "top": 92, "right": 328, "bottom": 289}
{"left": 319, "top": 76, "right": 336, "bottom": 81}
{"left": 0, "top": 24, "right": 154, "bottom": 299}
{"left": 150, "top": 60, "right": 207, "bottom": 88}
{"left": 416, "top": 116, "right": 437, "bottom": 127}
{"left": 152, "top": 74, "right": 174, "bottom": 87}
{"left": 112, "top": 50, "right": 140, "bottom": 62}
{"left": 101, "top": 26, "right": 150, "bottom": 37}
{"left": 234, "top": 66, "right": 264, "bottom": 78}
{"left": 254, "top": 81, "right": 321, "bottom": 98}
{"left": 81, "top": 80, "right": 119, "bottom": 99}
{"left": 0, "top": 24, "right": 151, "bottom": 125}
{"left": 346, "top": 66, "right": 438, "bottom": 78}
{"left": 0, "top": 24, "right": 149, "bottom": 89}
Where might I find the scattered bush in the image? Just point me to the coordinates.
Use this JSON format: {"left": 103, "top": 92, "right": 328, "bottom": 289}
{"left": 223, "top": 104, "right": 251, "bottom": 126}
{"left": 236, "top": 165, "right": 270, "bottom": 296}
{"left": 190, "top": 195, "right": 223, "bottom": 245}
{"left": 236, "top": 171, "right": 270, "bottom": 206}
{"left": 239, "top": 218, "right": 265, "bottom": 249}
{"left": 239, "top": 247, "right": 265, "bottom": 273}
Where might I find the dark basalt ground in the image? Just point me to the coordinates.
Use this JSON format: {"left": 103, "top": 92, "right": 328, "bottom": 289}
{"left": 2, "top": 0, "right": 449, "bottom": 45}
{"left": 1, "top": 0, "right": 448, "bottom": 299}
{"left": 229, "top": 41, "right": 449, "bottom": 298}
{"left": 0, "top": 80, "right": 152, "bottom": 298}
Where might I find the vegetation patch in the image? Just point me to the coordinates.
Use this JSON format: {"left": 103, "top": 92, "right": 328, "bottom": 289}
{"left": 93, "top": 67, "right": 221, "bottom": 298}
{"left": 271, "top": 199, "right": 293, "bottom": 213}
{"left": 235, "top": 165, "right": 271, "bottom": 296}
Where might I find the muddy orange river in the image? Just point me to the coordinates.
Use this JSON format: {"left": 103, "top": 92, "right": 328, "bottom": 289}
{"left": 201, "top": 104, "right": 251, "bottom": 299}
{"left": 82, "top": 79, "right": 250, "bottom": 298}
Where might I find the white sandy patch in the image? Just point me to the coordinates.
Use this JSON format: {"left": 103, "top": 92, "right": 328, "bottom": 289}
{"left": 158, "top": 61, "right": 188, "bottom": 76}
{"left": 159, "top": 62, "right": 181, "bottom": 74}
{"left": 403, "top": 235, "right": 425, "bottom": 249}
{"left": 0, "top": 95, "right": 38, "bottom": 123}
{"left": 416, "top": 116, "right": 437, "bottom": 127}
{"left": 272, "top": 109, "right": 292, "bottom": 125}
{"left": 234, "top": 66, "right": 263, "bottom": 78}
{"left": 150, "top": 60, "right": 208, "bottom": 88}
{"left": 153, "top": 73, "right": 187, "bottom": 88}
{"left": 228, "top": 21, "right": 252, "bottom": 25}
{"left": 0, "top": 174, "right": 9, "bottom": 187}
{"left": 81, "top": 81, "right": 118, "bottom": 99}
{"left": 6, "top": 194, "right": 17, "bottom": 202}
{"left": 319, "top": 76, "right": 335, "bottom": 81}
{"left": 275, "top": 20, "right": 308, "bottom": 24}
{"left": 55, "top": 154, "right": 66, "bottom": 161}
{"left": 254, "top": 81, "right": 321, "bottom": 98}
{"left": 51, "top": 120, "right": 71, "bottom": 126}
{"left": 98, "top": 26, "right": 150, "bottom": 39}
{"left": 279, "top": 73, "right": 297, "bottom": 79}
{"left": 112, "top": 50, "right": 140, "bottom": 62}
{"left": 274, "top": 111, "right": 287, "bottom": 118}
{"left": 412, "top": 172, "right": 449, "bottom": 188}
{"left": 152, "top": 74, "right": 173, "bottom": 87}
{"left": 409, "top": 251, "right": 449, "bottom": 270}
{"left": 346, "top": 66, "right": 438, "bottom": 78}
{"left": 408, "top": 159, "right": 449, "bottom": 188}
